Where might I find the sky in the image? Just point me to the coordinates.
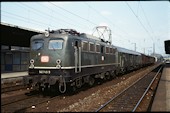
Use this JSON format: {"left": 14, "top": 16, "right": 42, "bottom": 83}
{"left": 1, "top": 1, "right": 170, "bottom": 57}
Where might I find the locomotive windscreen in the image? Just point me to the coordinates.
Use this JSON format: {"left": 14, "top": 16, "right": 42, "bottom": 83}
{"left": 31, "top": 39, "right": 44, "bottom": 50}
{"left": 48, "top": 39, "right": 63, "bottom": 50}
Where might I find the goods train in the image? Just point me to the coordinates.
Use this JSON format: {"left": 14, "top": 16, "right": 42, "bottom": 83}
{"left": 25, "top": 29, "right": 155, "bottom": 93}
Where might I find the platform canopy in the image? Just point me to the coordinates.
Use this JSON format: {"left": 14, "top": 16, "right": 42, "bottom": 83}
{"left": 0, "top": 22, "right": 44, "bottom": 47}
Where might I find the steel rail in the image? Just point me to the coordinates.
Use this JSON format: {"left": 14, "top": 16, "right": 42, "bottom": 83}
{"left": 132, "top": 65, "right": 163, "bottom": 112}
{"left": 95, "top": 64, "right": 161, "bottom": 112}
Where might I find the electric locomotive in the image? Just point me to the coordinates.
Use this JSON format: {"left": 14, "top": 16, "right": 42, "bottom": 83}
{"left": 26, "top": 29, "right": 118, "bottom": 93}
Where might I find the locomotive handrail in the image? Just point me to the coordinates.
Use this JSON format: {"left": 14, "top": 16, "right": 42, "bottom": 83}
{"left": 79, "top": 47, "right": 81, "bottom": 72}
{"left": 74, "top": 46, "right": 78, "bottom": 73}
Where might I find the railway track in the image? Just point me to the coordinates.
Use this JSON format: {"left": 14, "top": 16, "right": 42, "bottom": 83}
{"left": 1, "top": 90, "right": 40, "bottom": 106}
{"left": 1, "top": 76, "right": 27, "bottom": 93}
{"left": 95, "top": 65, "right": 163, "bottom": 112}
{"left": 1, "top": 91, "right": 61, "bottom": 113}
{"left": 1, "top": 84, "right": 27, "bottom": 93}
{"left": 1, "top": 63, "right": 162, "bottom": 112}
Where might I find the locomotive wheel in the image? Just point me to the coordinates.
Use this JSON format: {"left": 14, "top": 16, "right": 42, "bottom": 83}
{"left": 105, "top": 72, "right": 111, "bottom": 80}
{"left": 76, "top": 77, "right": 82, "bottom": 88}
{"left": 111, "top": 71, "right": 116, "bottom": 78}
{"left": 88, "top": 76, "right": 95, "bottom": 87}
{"left": 50, "top": 84, "right": 59, "bottom": 95}
{"left": 71, "top": 86, "right": 77, "bottom": 92}
{"left": 66, "top": 84, "right": 77, "bottom": 94}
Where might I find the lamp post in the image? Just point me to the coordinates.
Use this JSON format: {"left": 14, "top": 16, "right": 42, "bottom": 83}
{"left": 146, "top": 47, "right": 152, "bottom": 55}
{"left": 132, "top": 43, "right": 136, "bottom": 51}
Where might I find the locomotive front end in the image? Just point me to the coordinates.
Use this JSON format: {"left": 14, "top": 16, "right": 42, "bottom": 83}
{"left": 26, "top": 31, "right": 71, "bottom": 93}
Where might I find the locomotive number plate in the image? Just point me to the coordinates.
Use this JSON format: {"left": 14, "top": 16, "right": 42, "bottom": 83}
{"left": 39, "top": 70, "right": 51, "bottom": 74}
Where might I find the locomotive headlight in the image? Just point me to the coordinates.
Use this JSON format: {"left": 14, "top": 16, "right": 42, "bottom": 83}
{"left": 56, "top": 59, "right": 61, "bottom": 65}
{"left": 29, "top": 59, "right": 34, "bottom": 68}
{"left": 56, "top": 59, "right": 61, "bottom": 69}
{"left": 30, "top": 59, "right": 34, "bottom": 64}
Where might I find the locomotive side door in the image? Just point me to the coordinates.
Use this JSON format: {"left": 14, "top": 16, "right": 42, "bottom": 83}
{"left": 74, "top": 40, "right": 81, "bottom": 73}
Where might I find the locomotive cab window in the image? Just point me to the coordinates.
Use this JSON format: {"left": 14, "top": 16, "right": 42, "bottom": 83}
{"left": 96, "top": 44, "right": 100, "bottom": 53}
{"left": 110, "top": 47, "right": 113, "bottom": 54}
{"left": 106, "top": 47, "right": 109, "bottom": 54}
{"left": 82, "top": 41, "right": 88, "bottom": 52}
{"left": 31, "top": 39, "right": 44, "bottom": 50}
{"left": 49, "top": 40, "right": 63, "bottom": 50}
{"left": 89, "top": 42, "right": 95, "bottom": 52}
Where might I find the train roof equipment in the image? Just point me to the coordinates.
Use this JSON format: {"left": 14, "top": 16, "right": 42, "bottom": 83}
{"left": 43, "top": 28, "right": 113, "bottom": 46}
{"left": 92, "top": 26, "right": 112, "bottom": 45}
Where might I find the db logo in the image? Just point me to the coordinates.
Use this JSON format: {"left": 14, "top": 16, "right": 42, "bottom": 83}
{"left": 41, "top": 56, "right": 49, "bottom": 62}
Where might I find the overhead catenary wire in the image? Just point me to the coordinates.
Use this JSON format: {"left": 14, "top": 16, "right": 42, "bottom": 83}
{"left": 85, "top": 2, "right": 134, "bottom": 40}
{"left": 85, "top": 2, "right": 137, "bottom": 50}
{"left": 1, "top": 2, "right": 167, "bottom": 55}
{"left": 18, "top": 2, "right": 81, "bottom": 30}
{"left": 139, "top": 2, "right": 162, "bottom": 54}
{"left": 37, "top": 2, "right": 92, "bottom": 31}
{"left": 139, "top": 2, "right": 162, "bottom": 53}
{"left": 125, "top": 2, "right": 154, "bottom": 42}
{"left": 125, "top": 2, "right": 163, "bottom": 55}
{"left": 1, "top": 14, "right": 39, "bottom": 26}
{"left": 49, "top": 2, "right": 98, "bottom": 27}
{"left": 139, "top": 3, "right": 155, "bottom": 37}
{"left": 1, "top": 10, "right": 58, "bottom": 29}
{"left": 18, "top": 2, "right": 99, "bottom": 33}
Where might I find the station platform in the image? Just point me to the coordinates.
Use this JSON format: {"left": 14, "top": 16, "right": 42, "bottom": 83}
{"left": 151, "top": 63, "right": 170, "bottom": 111}
{"left": 1, "top": 71, "right": 28, "bottom": 85}
{"left": 1, "top": 71, "right": 28, "bottom": 79}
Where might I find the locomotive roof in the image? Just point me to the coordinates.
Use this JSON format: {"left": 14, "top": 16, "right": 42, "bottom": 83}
{"left": 31, "top": 29, "right": 113, "bottom": 46}
{"left": 115, "top": 46, "right": 141, "bottom": 56}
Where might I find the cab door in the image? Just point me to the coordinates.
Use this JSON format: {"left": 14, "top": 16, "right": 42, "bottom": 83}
{"left": 74, "top": 40, "right": 81, "bottom": 73}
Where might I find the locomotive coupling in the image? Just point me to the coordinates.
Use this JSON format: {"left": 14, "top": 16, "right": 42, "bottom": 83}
{"left": 59, "top": 75, "right": 66, "bottom": 93}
